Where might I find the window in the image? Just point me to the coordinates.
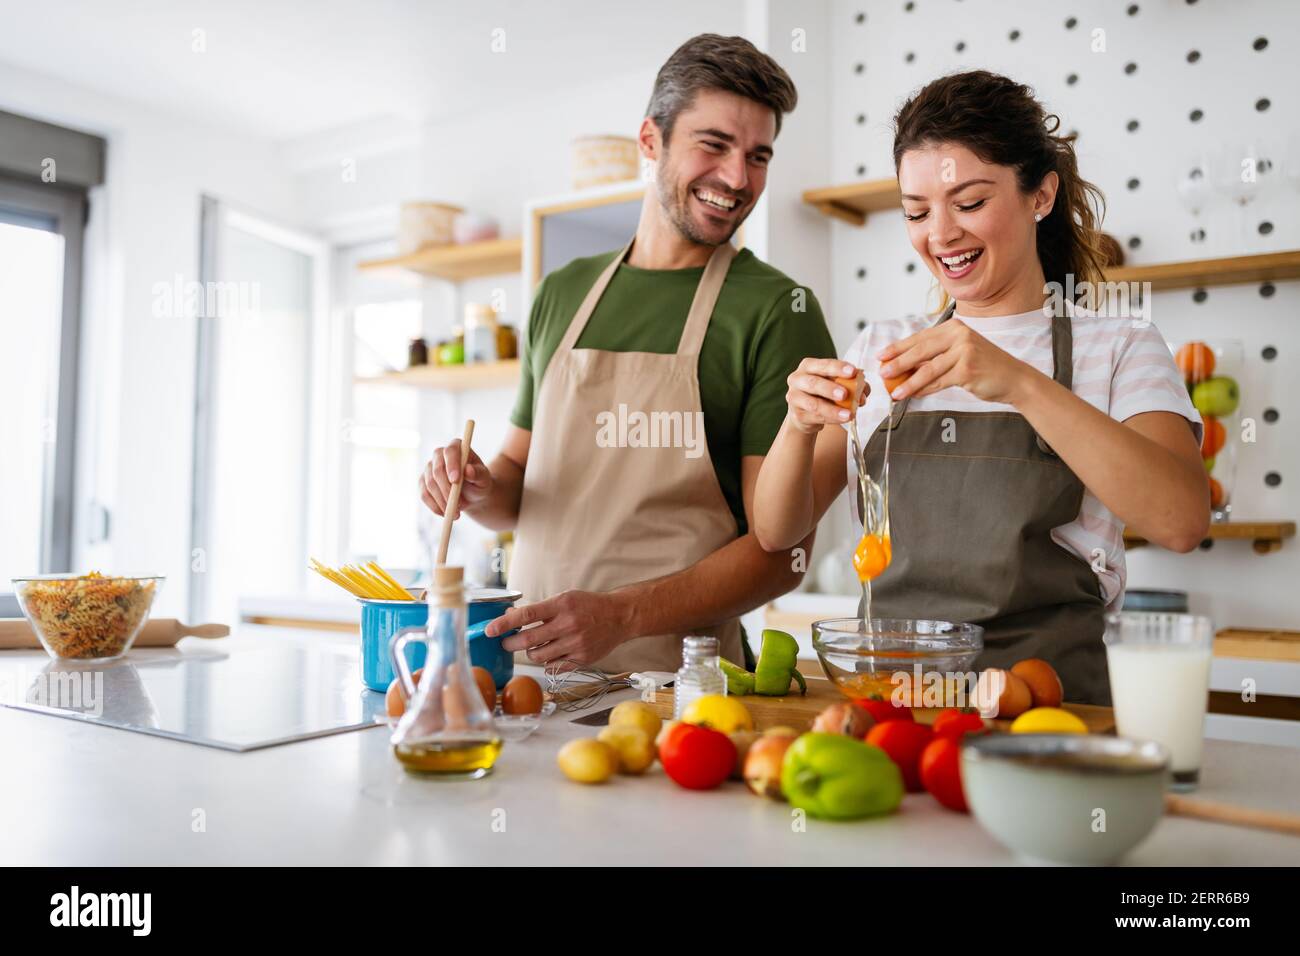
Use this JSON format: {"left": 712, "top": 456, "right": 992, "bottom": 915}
{"left": 0, "top": 177, "right": 86, "bottom": 590}
{"left": 347, "top": 300, "right": 423, "bottom": 570}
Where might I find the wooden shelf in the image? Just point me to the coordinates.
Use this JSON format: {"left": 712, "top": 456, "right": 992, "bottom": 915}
{"left": 358, "top": 236, "right": 523, "bottom": 282}
{"left": 1105, "top": 250, "right": 1300, "bottom": 292}
{"left": 1124, "top": 520, "right": 1296, "bottom": 555}
{"left": 1215, "top": 628, "right": 1300, "bottom": 663}
{"left": 355, "top": 359, "right": 521, "bottom": 391}
{"left": 801, "top": 178, "right": 901, "bottom": 226}
{"left": 802, "top": 178, "right": 1299, "bottom": 291}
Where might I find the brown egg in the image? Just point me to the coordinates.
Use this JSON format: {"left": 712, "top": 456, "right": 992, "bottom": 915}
{"left": 1011, "top": 658, "right": 1064, "bottom": 709}
{"left": 472, "top": 666, "right": 497, "bottom": 711}
{"left": 502, "top": 675, "right": 544, "bottom": 715}
{"left": 385, "top": 667, "right": 424, "bottom": 717}
{"left": 442, "top": 678, "right": 472, "bottom": 731}
{"left": 976, "top": 668, "right": 1032, "bottom": 719}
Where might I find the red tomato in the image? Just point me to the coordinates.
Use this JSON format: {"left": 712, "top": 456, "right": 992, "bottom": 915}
{"left": 865, "top": 720, "right": 933, "bottom": 792}
{"left": 852, "top": 697, "right": 915, "bottom": 725}
{"left": 920, "top": 737, "right": 968, "bottom": 813}
{"left": 658, "top": 722, "right": 737, "bottom": 791}
{"left": 931, "top": 708, "right": 986, "bottom": 741}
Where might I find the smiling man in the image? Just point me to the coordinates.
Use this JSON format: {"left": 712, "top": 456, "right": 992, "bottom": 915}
{"left": 419, "top": 34, "right": 837, "bottom": 672}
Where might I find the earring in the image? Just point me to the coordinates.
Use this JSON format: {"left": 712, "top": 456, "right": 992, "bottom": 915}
{"left": 1034, "top": 213, "right": 1043, "bottom": 222}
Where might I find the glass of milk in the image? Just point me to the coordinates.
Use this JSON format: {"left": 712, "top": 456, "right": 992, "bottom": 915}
{"left": 1104, "top": 612, "right": 1213, "bottom": 792}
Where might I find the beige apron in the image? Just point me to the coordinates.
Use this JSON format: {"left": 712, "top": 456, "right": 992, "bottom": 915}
{"left": 509, "top": 239, "right": 745, "bottom": 673}
{"left": 862, "top": 304, "right": 1110, "bottom": 705}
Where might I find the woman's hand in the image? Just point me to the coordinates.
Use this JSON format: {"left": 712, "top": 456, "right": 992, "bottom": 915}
{"left": 876, "top": 319, "right": 1039, "bottom": 405}
{"left": 785, "top": 358, "right": 869, "bottom": 435}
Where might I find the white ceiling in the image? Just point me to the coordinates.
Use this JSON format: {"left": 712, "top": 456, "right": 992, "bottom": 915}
{"left": 0, "top": 0, "right": 745, "bottom": 143}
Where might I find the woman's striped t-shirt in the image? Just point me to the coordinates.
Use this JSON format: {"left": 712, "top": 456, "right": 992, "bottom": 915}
{"left": 841, "top": 307, "right": 1202, "bottom": 611}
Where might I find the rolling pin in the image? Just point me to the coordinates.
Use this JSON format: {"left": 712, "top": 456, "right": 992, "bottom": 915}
{"left": 0, "top": 618, "right": 230, "bottom": 650}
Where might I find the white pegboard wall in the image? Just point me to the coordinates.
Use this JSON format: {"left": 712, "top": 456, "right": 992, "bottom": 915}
{"left": 823, "top": 0, "right": 1300, "bottom": 632}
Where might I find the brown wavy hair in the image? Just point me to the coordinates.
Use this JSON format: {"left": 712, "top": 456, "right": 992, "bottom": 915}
{"left": 893, "top": 70, "right": 1108, "bottom": 310}
{"left": 647, "top": 34, "right": 798, "bottom": 144}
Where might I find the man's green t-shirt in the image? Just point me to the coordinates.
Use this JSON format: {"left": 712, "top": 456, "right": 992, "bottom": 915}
{"left": 509, "top": 247, "right": 838, "bottom": 536}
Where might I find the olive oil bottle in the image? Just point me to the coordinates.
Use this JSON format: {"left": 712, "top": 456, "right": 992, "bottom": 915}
{"left": 390, "top": 565, "right": 501, "bottom": 778}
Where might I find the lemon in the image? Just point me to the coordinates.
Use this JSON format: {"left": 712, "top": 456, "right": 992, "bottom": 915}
{"left": 681, "top": 694, "right": 754, "bottom": 734}
{"left": 1010, "top": 707, "right": 1088, "bottom": 734}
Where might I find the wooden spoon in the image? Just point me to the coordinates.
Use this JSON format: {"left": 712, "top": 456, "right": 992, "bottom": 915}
{"left": 436, "top": 419, "right": 475, "bottom": 567}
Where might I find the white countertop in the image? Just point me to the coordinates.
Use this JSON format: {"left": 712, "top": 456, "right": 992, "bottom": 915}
{"left": 2, "top": 627, "right": 1298, "bottom": 866}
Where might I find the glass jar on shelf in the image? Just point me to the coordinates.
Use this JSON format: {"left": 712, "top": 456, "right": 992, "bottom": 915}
{"left": 463, "top": 303, "right": 499, "bottom": 365}
{"left": 1173, "top": 338, "right": 1243, "bottom": 522}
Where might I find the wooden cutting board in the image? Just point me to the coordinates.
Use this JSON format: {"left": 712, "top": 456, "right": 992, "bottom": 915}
{"left": 0, "top": 617, "right": 230, "bottom": 650}
{"left": 651, "top": 675, "right": 1114, "bottom": 734}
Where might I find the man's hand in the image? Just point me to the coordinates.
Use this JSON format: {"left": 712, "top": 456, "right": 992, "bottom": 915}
{"left": 489, "top": 590, "right": 635, "bottom": 666}
{"left": 418, "top": 439, "right": 494, "bottom": 518}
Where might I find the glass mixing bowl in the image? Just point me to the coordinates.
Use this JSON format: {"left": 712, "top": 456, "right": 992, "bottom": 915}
{"left": 12, "top": 573, "right": 164, "bottom": 661}
{"left": 813, "top": 617, "right": 984, "bottom": 706}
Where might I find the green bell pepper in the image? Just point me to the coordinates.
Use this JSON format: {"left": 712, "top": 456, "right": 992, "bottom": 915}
{"left": 719, "top": 658, "right": 756, "bottom": 696}
{"left": 781, "top": 733, "right": 903, "bottom": 820}
{"left": 753, "top": 629, "right": 807, "bottom": 696}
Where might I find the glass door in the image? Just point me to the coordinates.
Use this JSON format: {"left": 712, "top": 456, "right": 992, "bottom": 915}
{"left": 190, "top": 198, "right": 332, "bottom": 624}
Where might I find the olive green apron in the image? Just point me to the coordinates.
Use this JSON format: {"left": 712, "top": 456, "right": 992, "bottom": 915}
{"left": 860, "top": 304, "right": 1110, "bottom": 705}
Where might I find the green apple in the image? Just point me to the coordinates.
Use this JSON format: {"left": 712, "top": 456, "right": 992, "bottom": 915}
{"left": 1192, "top": 376, "right": 1239, "bottom": 417}
{"left": 438, "top": 341, "right": 465, "bottom": 365}
{"left": 1204, "top": 455, "right": 1215, "bottom": 473}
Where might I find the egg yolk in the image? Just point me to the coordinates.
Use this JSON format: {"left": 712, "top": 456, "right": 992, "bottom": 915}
{"left": 853, "top": 532, "right": 892, "bottom": 582}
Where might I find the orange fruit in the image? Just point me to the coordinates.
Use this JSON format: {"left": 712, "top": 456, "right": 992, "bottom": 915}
{"left": 833, "top": 370, "right": 864, "bottom": 410}
{"left": 1208, "top": 476, "right": 1225, "bottom": 509}
{"left": 472, "top": 666, "right": 497, "bottom": 711}
{"left": 853, "top": 533, "right": 892, "bottom": 582}
{"left": 1175, "top": 341, "right": 1216, "bottom": 384}
{"left": 1200, "top": 415, "right": 1225, "bottom": 458}
{"left": 1010, "top": 658, "right": 1064, "bottom": 709}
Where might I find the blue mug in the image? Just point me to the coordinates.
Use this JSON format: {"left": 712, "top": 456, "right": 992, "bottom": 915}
{"left": 361, "top": 587, "right": 522, "bottom": 692}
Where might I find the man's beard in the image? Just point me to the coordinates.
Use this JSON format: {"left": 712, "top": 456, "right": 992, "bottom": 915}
{"left": 656, "top": 169, "right": 747, "bottom": 247}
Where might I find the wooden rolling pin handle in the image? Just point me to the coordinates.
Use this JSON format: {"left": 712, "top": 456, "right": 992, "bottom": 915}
{"left": 180, "top": 623, "right": 231, "bottom": 639}
{"left": 1165, "top": 793, "right": 1300, "bottom": 837}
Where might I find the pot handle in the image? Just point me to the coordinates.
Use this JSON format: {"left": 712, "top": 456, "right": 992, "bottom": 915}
{"left": 390, "top": 625, "right": 427, "bottom": 699}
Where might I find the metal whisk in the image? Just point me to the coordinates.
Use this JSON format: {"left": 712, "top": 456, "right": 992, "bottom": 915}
{"left": 543, "top": 661, "right": 640, "bottom": 712}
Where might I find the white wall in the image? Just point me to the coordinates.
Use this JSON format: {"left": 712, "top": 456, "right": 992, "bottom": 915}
{"left": 0, "top": 60, "right": 304, "bottom": 618}
{"left": 826, "top": 0, "right": 1300, "bottom": 631}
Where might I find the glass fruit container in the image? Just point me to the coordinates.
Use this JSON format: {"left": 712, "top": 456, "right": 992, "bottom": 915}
{"left": 1173, "top": 338, "right": 1242, "bottom": 522}
{"left": 813, "top": 617, "right": 983, "bottom": 710}
{"left": 12, "top": 573, "right": 164, "bottom": 661}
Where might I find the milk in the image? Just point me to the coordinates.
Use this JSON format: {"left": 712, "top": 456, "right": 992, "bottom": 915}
{"left": 1106, "top": 643, "right": 1211, "bottom": 777}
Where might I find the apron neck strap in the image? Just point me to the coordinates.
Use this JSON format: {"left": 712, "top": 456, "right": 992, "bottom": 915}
{"left": 556, "top": 238, "right": 737, "bottom": 357}
{"left": 677, "top": 241, "right": 737, "bottom": 356}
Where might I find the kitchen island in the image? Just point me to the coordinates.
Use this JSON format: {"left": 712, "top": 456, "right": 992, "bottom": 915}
{"left": 1, "top": 627, "right": 1297, "bottom": 866}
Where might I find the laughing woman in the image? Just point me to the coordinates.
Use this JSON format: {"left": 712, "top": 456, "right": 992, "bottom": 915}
{"left": 753, "top": 71, "right": 1209, "bottom": 705}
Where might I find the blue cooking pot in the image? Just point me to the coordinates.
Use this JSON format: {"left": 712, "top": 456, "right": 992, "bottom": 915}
{"left": 359, "top": 587, "right": 521, "bottom": 692}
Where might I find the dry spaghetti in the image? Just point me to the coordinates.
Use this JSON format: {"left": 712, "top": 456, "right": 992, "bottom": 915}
{"left": 309, "top": 558, "right": 414, "bottom": 601}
